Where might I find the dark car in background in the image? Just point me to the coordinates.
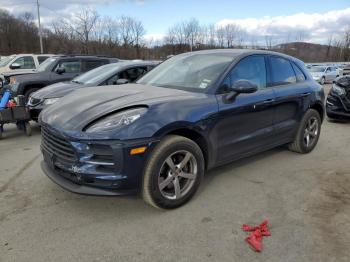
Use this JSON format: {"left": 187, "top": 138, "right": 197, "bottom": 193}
{"left": 326, "top": 76, "right": 350, "bottom": 121}
{"left": 40, "top": 49, "right": 325, "bottom": 209}
{"left": 6, "top": 55, "right": 119, "bottom": 100}
{"left": 27, "top": 61, "right": 159, "bottom": 120}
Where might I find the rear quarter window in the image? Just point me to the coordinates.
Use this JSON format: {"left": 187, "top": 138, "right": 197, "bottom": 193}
{"left": 291, "top": 63, "right": 306, "bottom": 82}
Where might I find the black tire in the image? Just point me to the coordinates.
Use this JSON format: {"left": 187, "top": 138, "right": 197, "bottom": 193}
{"left": 0, "top": 127, "right": 2, "bottom": 139}
{"left": 24, "top": 122, "right": 32, "bottom": 136}
{"left": 24, "top": 88, "right": 40, "bottom": 103}
{"left": 288, "top": 109, "right": 321, "bottom": 154}
{"left": 142, "top": 135, "right": 205, "bottom": 209}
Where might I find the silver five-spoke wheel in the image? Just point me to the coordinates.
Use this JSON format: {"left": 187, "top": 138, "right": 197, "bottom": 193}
{"left": 303, "top": 116, "right": 319, "bottom": 148}
{"left": 158, "top": 151, "right": 197, "bottom": 200}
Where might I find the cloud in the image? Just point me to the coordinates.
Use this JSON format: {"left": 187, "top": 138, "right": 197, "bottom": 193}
{"left": 0, "top": 0, "right": 145, "bottom": 25}
{"left": 216, "top": 8, "right": 350, "bottom": 44}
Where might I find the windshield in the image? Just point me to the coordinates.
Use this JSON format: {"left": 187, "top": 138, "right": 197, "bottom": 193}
{"left": 37, "top": 58, "right": 57, "bottom": 72}
{"left": 137, "top": 53, "right": 234, "bottom": 91}
{"left": 310, "top": 67, "right": 326, "bottom": 73}
{"left": 0, "top": 56, "right": 14, "bottom": 67}
{"left": 72, "top": 63, "right": 119, "bottom": 85}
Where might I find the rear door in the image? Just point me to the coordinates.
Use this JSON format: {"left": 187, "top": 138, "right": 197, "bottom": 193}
{"left": 215, "top": 55, "right": 276, "bottom": 163}
{"left": 268, "top": 56, "right": 311, "bottom": 141}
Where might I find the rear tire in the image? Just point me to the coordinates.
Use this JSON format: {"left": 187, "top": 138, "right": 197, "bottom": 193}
{"left": 24, "top": 88, "right": 40, "bottom": 103}
{"left": 288, "top": 109, "right": 321, "bottom": 154}
{"left": 142, "top": 135, "right": 205, "bottom": 209}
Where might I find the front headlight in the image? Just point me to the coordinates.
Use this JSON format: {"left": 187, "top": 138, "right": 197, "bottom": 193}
{"left": 332, "top": 84, "right": 346, "bottom": 96}
{"left": 43, "top": 98, "right": 59, "bottom": 105}
{"left": 86, "top": 107, "right": 147, "bottom": 133}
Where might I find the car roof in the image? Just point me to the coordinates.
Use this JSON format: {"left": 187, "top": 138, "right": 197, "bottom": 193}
{"left": 51, "top": 55, "right": 118, "bottom": 60}
{"left": 98, "top": 60, "right": 160, "bottom": 71}
{"left": 181, "top": 49, "right": 304, "bottom": 64}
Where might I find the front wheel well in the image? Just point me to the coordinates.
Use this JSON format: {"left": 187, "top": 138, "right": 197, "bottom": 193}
{"left": 164, "top": 128, "right": 209, "bottom": 169}
{"left": 22, "top": 84, "right": 44, "bottom": 95}
{"left": 310, "top": 103, "right": 324, "bottom": 122}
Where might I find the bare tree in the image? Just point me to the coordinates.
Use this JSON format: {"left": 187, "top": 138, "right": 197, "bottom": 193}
{"left": 70, "top": 8, "right": 100, "bottom": 54}
{"left": 224, "top": 24, "right": 238, "bottom": 48}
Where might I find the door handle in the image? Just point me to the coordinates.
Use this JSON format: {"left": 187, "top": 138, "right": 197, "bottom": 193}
{"left": 262, "top": 98, "right": 274, "bottom": 104}
{"left": 254, "top": 99, "right": 274, "bottom": 108}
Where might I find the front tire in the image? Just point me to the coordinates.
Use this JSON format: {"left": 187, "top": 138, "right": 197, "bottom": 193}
{"left": 142, "top": 135, "right": 205, "bottom": 209}
{"left": 288, "top": 109, "right": 321, "bottom": 154}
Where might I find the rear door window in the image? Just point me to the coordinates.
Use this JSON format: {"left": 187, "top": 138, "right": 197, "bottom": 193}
{"left": 291, "top": 63, "right": 306, "bottom": 82}
{"left": 269, "top": 57, "right": 296, "bottom": 86}
{"left": 55, "top": 60, "right": 81, "bottom": 73}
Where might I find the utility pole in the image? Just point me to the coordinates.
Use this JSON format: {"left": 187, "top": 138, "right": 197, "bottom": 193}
{"left": 36, "top": 0, "right": 43, "bottom": 53}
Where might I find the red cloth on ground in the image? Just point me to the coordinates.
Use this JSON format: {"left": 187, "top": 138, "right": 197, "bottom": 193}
{"left": 242, "top": 220, "right": 271, "bottom": 252}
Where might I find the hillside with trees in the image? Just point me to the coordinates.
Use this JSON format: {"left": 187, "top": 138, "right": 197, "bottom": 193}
{"left": 0, "top": 8, "right": 349, "bottom": 62}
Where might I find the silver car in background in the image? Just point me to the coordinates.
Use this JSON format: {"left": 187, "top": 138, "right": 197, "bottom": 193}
{"left": 309, "top": 65, "right": 339, "bottom": 84}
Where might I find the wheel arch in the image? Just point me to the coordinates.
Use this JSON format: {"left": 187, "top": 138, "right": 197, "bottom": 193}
{"left": 22, "top": 83, "right": 45, "bottom": 95}
{"left": 162, "top": 128, "right": 210, "bottom": 170}
{"left": 310, "top": 102, "right": 325, "bottom": 122}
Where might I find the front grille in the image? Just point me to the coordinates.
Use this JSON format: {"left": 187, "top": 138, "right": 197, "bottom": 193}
{"left": 41, "top": 126, "right": 77, "bottom": 165}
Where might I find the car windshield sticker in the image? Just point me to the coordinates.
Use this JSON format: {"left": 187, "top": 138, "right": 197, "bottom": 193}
{"left": 199, "top": 79, "right": 211, "bottom": 89}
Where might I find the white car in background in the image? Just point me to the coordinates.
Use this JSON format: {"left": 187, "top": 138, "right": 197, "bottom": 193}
{"left": 309, "top": 65, "right": 339, "bottom": 85}
{"left": 0, "top": 54, "right": 53, "bottom": 87}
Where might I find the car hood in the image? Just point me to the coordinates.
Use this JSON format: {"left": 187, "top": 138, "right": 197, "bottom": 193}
{"left": 15, "top": 71, "right": 51, "bottom": 83}
{"left": 32, "top": 81, "right": 84, "bottom": 99}
{"left": 335, "top": 76, "right": 350, "bottom": 89}
{"left": 2, "top": 69, "right": 37, "bottom": 77}
{"left": 41, "top": 84, "right": 200, "bottom": 131}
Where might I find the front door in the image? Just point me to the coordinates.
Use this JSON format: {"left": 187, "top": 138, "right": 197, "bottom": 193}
{"left": 214, "top": 55, "right": 276, "bottom": 164}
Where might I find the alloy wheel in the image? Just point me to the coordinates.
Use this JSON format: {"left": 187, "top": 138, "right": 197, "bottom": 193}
{"left": 158, "top": 150, "right": 198, "bottom": 200}
{"left": 303, "top": 117, "right": 319, "bottom": 148}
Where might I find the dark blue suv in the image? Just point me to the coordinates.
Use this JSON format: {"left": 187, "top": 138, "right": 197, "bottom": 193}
{"left": 40, "top": 50, "right": 325, "bottom": 209}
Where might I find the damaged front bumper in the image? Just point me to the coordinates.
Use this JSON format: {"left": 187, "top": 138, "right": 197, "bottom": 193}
{"left": 40, "top": 123, "right": 158, "bottom": 196}
{"left": 326, "top": 90, "right": 350, "bottom": 119}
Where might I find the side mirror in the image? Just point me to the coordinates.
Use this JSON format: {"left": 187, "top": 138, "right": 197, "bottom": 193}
{"left": 226, "top": 80, "right": 258, "bottom": 101}
{"left": 116, "top": 79, "right": 129, "bottom": 85}
{"left": 56, "top": 67, "right": 66, "bottom": 74}
{"left": 10, "top": 63, "right": 21, "bottom": 70}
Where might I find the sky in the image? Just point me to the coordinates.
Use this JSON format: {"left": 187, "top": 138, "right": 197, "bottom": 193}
{"left": 1, "top": 0, "right": 350, "bottom": 44}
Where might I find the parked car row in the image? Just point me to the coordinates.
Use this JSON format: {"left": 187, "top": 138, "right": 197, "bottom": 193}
{"left": 27, "top": 60, "right": 159, "bottom": 120}
{"left": 3, "top": 55, "right": 119, "bottom": 100}
{"left": 307, "top": 65, "right": 340, "bottom": 84}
